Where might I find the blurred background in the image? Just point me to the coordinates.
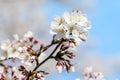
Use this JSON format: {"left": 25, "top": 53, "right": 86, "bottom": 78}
{"left": 0, "top": 0, "right": 120, "bottom": 80}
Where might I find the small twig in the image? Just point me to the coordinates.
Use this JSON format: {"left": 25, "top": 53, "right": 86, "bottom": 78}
{"left": 33, "top": 39, "right": 63, "bottom": 71}
{"left": 26, "top": 39, "right": 64, "bottom": 80}
{"left": 42, "top": 40, "right": 59, "bottom": 52}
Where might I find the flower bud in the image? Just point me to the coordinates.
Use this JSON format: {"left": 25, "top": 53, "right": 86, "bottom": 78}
{"left": 56, "top": 62, "right": 63, "bottom": 73}
{"left": 34, "top": 39, "right": 39, "bottom": 44}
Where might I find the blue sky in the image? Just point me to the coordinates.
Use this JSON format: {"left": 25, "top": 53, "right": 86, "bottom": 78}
{"left": 90, "top": 0, "right": 120, "bottom": 54}
{"left": 40, "top": 0, "right": 120, "bottom": 79}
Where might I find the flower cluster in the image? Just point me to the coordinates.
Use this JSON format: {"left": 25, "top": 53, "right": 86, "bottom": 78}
{"left": 75, "top": 67, "right": 104, "bottom": 80}
{"left": 0, "top": 31, "right": 39, "bottom": 66}
{"left": 83, "top": 67, "right": 104, "bottom": 80}
{"left": 50, "top": 10, "right": 91, "bottom": 46}
{"left": 0, "top": 10, "right": 95, "bottom": 80}
{"left": 0, "top": 31, "right": 46, "bottom": 79}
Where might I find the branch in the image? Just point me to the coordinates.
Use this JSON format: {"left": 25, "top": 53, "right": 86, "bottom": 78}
{"left": 33, "top": 39, "right": 63, "bottom": 71}
{"left": 26, "top": 39, "right": 64, "bottom": 80}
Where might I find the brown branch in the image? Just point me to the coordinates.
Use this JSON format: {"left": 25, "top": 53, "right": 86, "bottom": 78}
{"left": 33, "top": 39, "right": 63, "bottom": 71}
{"left": 26, "top": 39, "right": 64, "bottom": 80}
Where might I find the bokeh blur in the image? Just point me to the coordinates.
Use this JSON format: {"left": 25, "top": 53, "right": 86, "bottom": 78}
{"left": 0, "top": 0, "right": 120, "bottom": 80}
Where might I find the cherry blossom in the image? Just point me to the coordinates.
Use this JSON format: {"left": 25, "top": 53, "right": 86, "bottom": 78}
{"left": 50, "top": 10, "right": 91, "bottom": 48}
{"left": 0, "top": 10, "right": 96, "bottom": 80}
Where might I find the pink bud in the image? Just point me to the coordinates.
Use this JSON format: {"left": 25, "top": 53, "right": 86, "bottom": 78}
{"left": 41, "top": 43, "right": 44, "bottom": 47}
{"left": 56, "top": 62, "right": 63, "bottom": 73}
{"left": 34, "top": 39, "right": 39, "bottom": 44}
{"left": 40, "top": 42, "right": 45, "bottom": 50}
{"left": 69, "top": 42, "right": 75, "bottom": 48}
{"left": 36, "top": 73, "right": 41, "bottom": 78}
{"left": 26, "top": 46, "right": 32, "bottom": 51}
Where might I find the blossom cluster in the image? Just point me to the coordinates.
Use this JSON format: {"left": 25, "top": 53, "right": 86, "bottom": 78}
{"left": 0, "top": 10, "right": 101, "bottom": 80}
{"left": 76, "top": 67, "right": 104, "bottom": 80}
{"left": 0, "top": 31, "right": 46, "bottom": 79}
{"left": 50, "top": 10, "right": 91, "bottom": 46}
{"left": 0, "top": 31, "right": 39, "bottom": 66}
{"left": 83, "top": 67, "right": 104, "bottom": 80}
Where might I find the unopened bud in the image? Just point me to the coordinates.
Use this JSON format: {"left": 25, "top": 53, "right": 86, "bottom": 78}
{"left": 34, "top": 39, "right": 39, "bottom": 44}
{"left": 29, "top": 37, "right": 34, "bottom": 42}
{"left": 56, "top": 62, "right": 63, "bottom": 73}
{"left": 40, "top": 43, "right": 45, "bottom": 50}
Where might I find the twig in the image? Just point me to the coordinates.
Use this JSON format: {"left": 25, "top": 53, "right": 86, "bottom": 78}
{"left": 26, "top": 39, "right": 63, "bottom": 80}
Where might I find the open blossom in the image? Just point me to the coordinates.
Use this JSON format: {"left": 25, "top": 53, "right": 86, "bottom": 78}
{"left": 50, "top": 24, "right": 69, "bottom": 39}
{"left": 76, "top": 67, "right": 104, "bottom": 80}
{"left": 23, "top": 31, "right": 33, "bottom": 40}
{"left": 83, "top": 66, "right": 93, "bottom": 75}
{"left": 7, "top": 47, "right": 20, "bottom": 58}
{"left": 51, "top": 15, "right": 64, "bottom": 29}
{"left": 50, "top": 10, "right": 91, "bottom": 45}
{"left": 0, "top": 40, "right": 11, "bottom": 51}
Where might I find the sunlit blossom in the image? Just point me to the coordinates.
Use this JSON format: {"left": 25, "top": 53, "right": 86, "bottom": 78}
{"left": 50, "top": 10, "right": 91, "bottom": 46}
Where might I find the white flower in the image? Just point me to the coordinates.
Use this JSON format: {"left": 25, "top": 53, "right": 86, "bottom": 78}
{"left": 94, "top": 72, "right": 104, "bottom": 80}
{"left": 83, "top": 66, "right": 93, "bottom": 76}
{"left": 63, "top": 12, "right": 76, "bottom": 24}
{"left": 50, "top": 24, "right": 69, "bottom": 39}
{"left": 83, "top": 67, "right": 104, "bottom": 80}
{"left": 0, "top": 40, "right": 11, "bottom": 51}
{"left": 19, "top": 53, "right": 29, "bottom": 60}
{"left": 13, "top": 34, "right": 19, "bottom": 41}
{"left": 78, "top": 29, "right": 88, "bottom": 41}
{"left": 69, "top": 26, "right": 79, "bottom": 37}
{"left": 51, "top": 15, "right": 64, "bottom": 29}
{"left": 24, "top": 31, "right": 33, "bottom": 39}
{"left": 17, "top": 47, "right": 23, "bottom": 52}
{"left": 72, "top": 10, "right": 91, "bottom": 28}
{"left": 50, "top": 13, "right": 69, "bottom": 40}
{"left": 0, "top": 40, "right": 20, "bottom": 59}
{"left": 7, "top": 48, "right": 20, "bottom": 58}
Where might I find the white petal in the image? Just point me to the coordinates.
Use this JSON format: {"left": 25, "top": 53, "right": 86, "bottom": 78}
{"left": 13, "top": 34, "right": 19, "bottom": 40}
